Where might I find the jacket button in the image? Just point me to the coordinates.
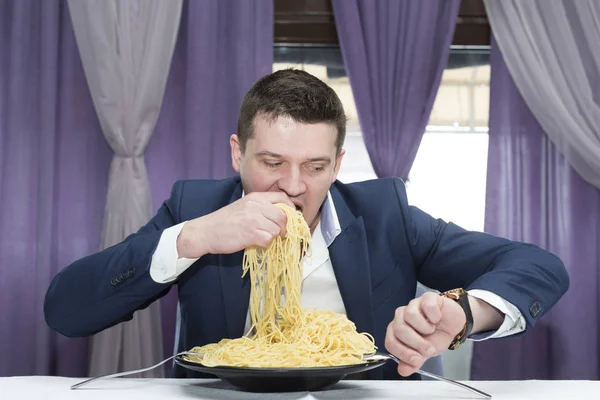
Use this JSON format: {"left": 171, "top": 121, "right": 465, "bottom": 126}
{"left": 529, "top": 301, "right": 542, "bottom": 318}
{"left": 110, "top": 278, "right": 118, "bottom": 286}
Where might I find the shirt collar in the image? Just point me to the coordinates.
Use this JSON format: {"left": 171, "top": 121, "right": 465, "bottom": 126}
{"left": 240, "top": 189, "right": 342, "bottom": 247}
{"left": 321, "top": 191, "right": 342, "bottom": 247}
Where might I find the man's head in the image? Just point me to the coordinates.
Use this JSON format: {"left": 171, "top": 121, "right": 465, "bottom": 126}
{"left": 230, "top": 69, "right": 347, "bottom": 231}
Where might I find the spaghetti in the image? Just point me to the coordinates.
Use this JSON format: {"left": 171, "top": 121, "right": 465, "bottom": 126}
{"left": 186, "top": 203, "right": 376, "bottom": 368}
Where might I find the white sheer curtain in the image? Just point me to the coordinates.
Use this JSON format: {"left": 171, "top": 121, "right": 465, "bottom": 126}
{"left": 483, "top": 0, "right": 600, "bottom": 189}
{"left": 67, "top": 0, "right": 182, "bottom": 377}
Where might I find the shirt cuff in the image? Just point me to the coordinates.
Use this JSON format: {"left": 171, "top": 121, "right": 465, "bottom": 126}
{"left": 149, "top": 222, "right": 199, "bottom": 283}
{"left": 467, "top": 289, "right": 526, "bottom": 341}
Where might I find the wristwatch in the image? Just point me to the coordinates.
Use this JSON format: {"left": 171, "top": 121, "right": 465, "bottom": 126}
{"left": 440, "top": 288, "right": 473, "bottom": 350}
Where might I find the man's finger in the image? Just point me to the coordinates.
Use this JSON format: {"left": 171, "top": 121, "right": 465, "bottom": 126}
{"left": 256, "top": 218, "right": 281, "bottom": 239}
{"left": 260, "top": 205, "right": 288, "bottom": 236}
{"left": 384, "top": 324, "right": 426, "bottom": 376}
{"left": 397, "top": 360, "right": 419, "bottom": 377}
{"left": 392, "top": 318, "right": 435, "bottom": 358}
{"left": 404, "top": 299, "right": 436, "bottom": 335}
{"left": 254, "top": 229, "right": 275, "bottom": 249}
{"left": 420, "top": 292, "right": 444, "bottom": 325}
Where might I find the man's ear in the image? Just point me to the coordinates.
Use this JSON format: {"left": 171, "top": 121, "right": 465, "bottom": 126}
{"left": 230, "top": 134, "right": 242, "bottom": 172}
{"left": 332, "top": 149, "right": 345, "bottom": 183}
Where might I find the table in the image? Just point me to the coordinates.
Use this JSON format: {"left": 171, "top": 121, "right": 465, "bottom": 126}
{"left": 1, "top": 376, "right": 597, "bottom": 399}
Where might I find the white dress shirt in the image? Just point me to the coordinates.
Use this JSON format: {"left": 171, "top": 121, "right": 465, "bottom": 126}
{"left": 149, "top": 191, "right": 526, "bottom": 340}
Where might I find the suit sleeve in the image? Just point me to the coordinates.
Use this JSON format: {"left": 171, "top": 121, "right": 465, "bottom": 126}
{"left": 44, "top": 181, "right": 186, "bottom": 337}
{"left": 393, "top": 179, "right": 569, "bottom": 331}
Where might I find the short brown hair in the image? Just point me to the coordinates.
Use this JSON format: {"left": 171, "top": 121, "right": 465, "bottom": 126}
{"left": 237, "top": 69, "right": 347, "bottom": 153}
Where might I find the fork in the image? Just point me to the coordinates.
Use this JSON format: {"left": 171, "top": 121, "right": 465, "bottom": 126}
{"left": 70, "top": 351, "right": 198, "bottom": 390}
{"left": 364, "top": 353, "right": 491, "bottom": 399}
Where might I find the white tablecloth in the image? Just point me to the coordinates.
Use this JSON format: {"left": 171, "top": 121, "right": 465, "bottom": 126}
{"left": 1, "top": 376, "right": 597, "bottom": 399}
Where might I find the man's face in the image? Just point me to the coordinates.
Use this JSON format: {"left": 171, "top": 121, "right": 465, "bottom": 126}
{"left": 230, "top": 115, "right": 344, "bottom": 231}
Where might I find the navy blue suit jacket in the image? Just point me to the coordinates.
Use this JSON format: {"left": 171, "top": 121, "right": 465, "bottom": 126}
{"left": 44, "top": 176, "right": 569, "bottom": 380}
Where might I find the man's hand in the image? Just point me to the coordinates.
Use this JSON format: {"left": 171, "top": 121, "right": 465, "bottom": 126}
{"left": 176, "top": 192, "right": 295, "bottom": 259}
{"left": 385, "top": 292, "right": 466, "bottom": 377}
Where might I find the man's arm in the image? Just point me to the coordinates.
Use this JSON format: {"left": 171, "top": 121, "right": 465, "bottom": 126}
{"left": 43, "top": 181, "right": 187, "bottom": 337}
{"left": 384, "top": 179, "right": 569, "bottom": 376}
{"left": 44, "top": 187, "right": 295, "bottom": 338}
{"left": 395, "top": 179, "right": 569, "bottom": 330}
{"left": 467, "top": 295, "right": 504, "bottom": 334}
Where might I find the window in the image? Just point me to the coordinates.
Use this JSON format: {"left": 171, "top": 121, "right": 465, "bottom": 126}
{"left": 409, "top": 49, "right": 490, "bottom": 232}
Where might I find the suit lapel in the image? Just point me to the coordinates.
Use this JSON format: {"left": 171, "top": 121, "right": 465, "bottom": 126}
{"left": 329, "top": 185, "right": 381, "bottom": 379}
{"left": 328, "top": 185, "right": 375, "bottom": 338}
{"left": 218, "top": 180, "right": 250, "bottom": 338}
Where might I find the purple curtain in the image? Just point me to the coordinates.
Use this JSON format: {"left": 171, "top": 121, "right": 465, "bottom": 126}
{"left": 471, "top": 40, "right": 599, "bottom": 380}
{"left": 0, "top": 0, "right": 272, "bottom": 377}
{"left": 331, "top": 0, "right": 460, "bottom": 179}
{"left": 0, "top": 0, "right": 112, "bottom": 376}
{"left": 146, "top": 0, "right": 273, "bottom": 372}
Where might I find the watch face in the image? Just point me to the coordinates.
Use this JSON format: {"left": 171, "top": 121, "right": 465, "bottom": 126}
{"left": 443, "top": 288, "right": 466, "bottom": 299}
{"left": 442, "top": 291, "right": 461, "bottom": 300}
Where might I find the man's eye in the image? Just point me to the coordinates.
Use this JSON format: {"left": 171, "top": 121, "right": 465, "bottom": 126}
{"left": 263, "top": 161, "right": 282, "bottom": 168}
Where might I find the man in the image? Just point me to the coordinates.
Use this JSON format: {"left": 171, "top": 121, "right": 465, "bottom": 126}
{"left": 44, "top": 69, "right": 569, "bottom": 380}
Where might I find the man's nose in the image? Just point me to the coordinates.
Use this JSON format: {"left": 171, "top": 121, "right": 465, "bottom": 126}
{"left": 278, "top": 166, "right": 307, "bottom": 198}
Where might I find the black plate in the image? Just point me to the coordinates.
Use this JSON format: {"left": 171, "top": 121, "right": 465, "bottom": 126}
{"left": 174, "top": 356, "right": 387, "bottom": 392}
